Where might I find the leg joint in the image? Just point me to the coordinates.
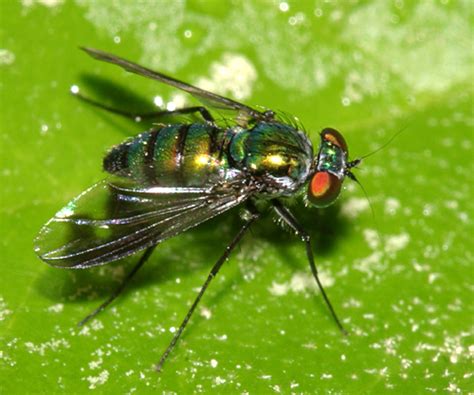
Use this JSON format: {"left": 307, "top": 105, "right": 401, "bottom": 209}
{"left": 301, "top": 232, "right": 310, "bottom": 243}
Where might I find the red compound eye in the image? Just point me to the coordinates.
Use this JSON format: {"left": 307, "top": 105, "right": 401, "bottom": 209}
{"left": 308, "top": 171, "right": 342, "bottom": 208}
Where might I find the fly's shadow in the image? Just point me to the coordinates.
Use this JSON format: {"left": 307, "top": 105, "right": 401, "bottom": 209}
{"left": 75, "top": 74, "right": 205, "bottom": 134}
{"left": 254, "top": 201, "right": 351, "bottom": 272}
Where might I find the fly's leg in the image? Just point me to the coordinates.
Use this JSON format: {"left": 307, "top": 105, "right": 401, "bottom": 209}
{"left": 155, "top": 210, "right": 260, "bottom": 372}
{"left": 72, "top": 91, "right": 215, "bottom": 123}
{"left": 272, "top": 200, "right": 347, "bottom": 335}
{"left": 78, "top": 246, "right": 156, "bottom": 327}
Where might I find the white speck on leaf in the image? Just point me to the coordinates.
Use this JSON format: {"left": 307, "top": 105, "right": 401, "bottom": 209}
{"left": 24, "top": 338, "right": 70, "bottom": 356}
{"left": 385, "top": 197, "right": 401, "bottom": 215}
{"left": 268, "top": 282, "right": 288, "bottom": 296}
{"left": 354, "top": 251, "right": 384, "bottom": 276}
{"left": 46, "top": 303, "right": 64, "bottom": 313}
{"left": 214, "top": 376, "right": 226, "bottom": 385}
{"left": 290, "top": 381, "right": 299, "bottom": 388}
{"left": 363, "top": 228, "right": 380, "bottom": 250}
{"left": 0, "top": 297, "right": 12, "bottom": 321}
{"left": 88, "top": 358, "right": 103, "bottom": 370}
{"left": 196, "top": 54, "right": 257, "bottom": 101}
{"left": 340, "top": 197, "right": 369, "bottom": 219}
{"left": 78, "top": 326, "right": 90, "bottom": 336}
{"left": 268, "top": 271, "right": 334, "bottom": 296}
{"left": 0, "top": 49, "right": 15, "bottom": 66}
{"left": 385, "top": 233, "right": 410, "bottom": 254}
{"left": 200, "top": 307, "right": 212, "bottom": 320}
{"left": 84, "top": 370, "right": 109, "bottom": 389}
{"left": 22, "top": 0, "right": 64, "bottom": 8}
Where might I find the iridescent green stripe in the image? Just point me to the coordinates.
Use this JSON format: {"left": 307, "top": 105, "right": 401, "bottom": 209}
{"left": 182, "top": 125, "right": 210, "bottom": 179}
{"left": 151, "top": 124, "right": 183, "bottom": 183}
{"left": 126, "top": 133, "right": 150, "bottom": 180}
{"left": 143, "top": 128, "right": 161, "bottom": 184}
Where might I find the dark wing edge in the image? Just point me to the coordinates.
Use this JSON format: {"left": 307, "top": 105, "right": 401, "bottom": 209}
{"left": 34, "top": 179, "right": 251, "bottom": 269}
{"left": 80, "top": 47, "right": 266, "bottom": 122}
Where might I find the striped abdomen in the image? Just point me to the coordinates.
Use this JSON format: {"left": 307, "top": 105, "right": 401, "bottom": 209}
{"left": 104, "top": 124, "right": 235, "bottom": 187}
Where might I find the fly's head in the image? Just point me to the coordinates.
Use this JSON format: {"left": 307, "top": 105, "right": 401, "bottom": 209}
{"left": 307, "top": 128, "right": 361, "bottom": 208}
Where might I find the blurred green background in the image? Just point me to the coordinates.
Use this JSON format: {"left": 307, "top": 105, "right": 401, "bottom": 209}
{"left": 1, "top": 1, "right": 472, "bottom": 393}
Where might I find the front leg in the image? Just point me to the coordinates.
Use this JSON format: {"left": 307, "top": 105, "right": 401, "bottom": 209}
{"left": 272, "top": 200, "right": 347, "bottom": 335}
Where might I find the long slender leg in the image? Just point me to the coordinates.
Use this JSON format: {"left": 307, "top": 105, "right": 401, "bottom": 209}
{"left": 78, "top": 245, "right": 157, "bottom": 327}
{"left": 272, "top": 200, "right": 347, "bottom": 335}
{"left": 73, "top": 91, "right": 215, "bottom": 122}
{"left": 155, "top": 211, "right": 260, "bottom": 372}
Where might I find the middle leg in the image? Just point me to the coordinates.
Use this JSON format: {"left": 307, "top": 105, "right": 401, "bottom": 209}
{"left": 272, "top": 200, "right": 347, "bottom": 335}
{"left": 155, "top": 209, "right": 260, "bottom": 372}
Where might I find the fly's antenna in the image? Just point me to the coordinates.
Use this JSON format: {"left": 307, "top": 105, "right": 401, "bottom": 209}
{"left": 345, "top": 120, "right": 410, "bottom": 246}
{"left": 346, "top": 171, "right": 383, "bottom": 248}
{"left": 360, "top": 122, "right": 410, "bottom": 160}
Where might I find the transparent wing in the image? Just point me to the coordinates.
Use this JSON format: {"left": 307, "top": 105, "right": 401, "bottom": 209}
{"left": 34, "top": 178, "right": 250, "bottom": 269}
{"left": 81, "top": 47, "right": 267, "bottom": 123}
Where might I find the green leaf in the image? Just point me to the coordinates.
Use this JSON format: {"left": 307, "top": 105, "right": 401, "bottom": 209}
{"left": 1, "top": 1, "right": 472, "bottom": 393}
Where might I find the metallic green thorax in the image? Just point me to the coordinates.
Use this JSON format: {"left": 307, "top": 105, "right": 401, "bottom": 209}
{"left": 316, "top": 140, "right": 347, "bottom": 179}
{"left": 227, "top": 122, "right": 313, "bottom": 195}
{"left": 104, "top": 122, "right": 313, "bottom": 195}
